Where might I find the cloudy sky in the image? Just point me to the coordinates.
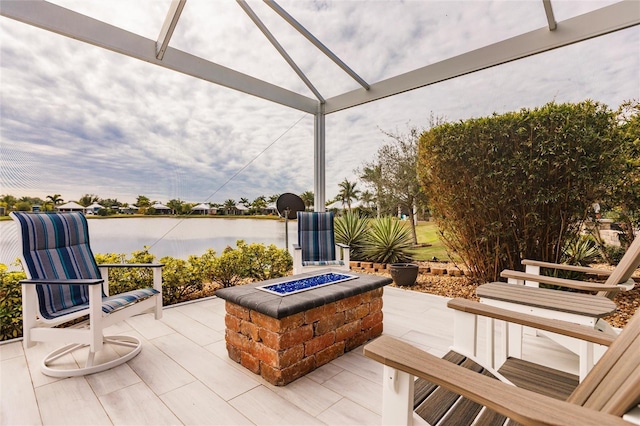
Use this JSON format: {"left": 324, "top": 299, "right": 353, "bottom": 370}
{"left": 1, "top": 0, "right": 638, "bottom": 207}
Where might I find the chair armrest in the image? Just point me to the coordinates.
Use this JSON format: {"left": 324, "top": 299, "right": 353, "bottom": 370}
{"left": 522, "top": 259, "right": 613, "bottom": 275}
{"left": 500, "top": 269, "right": 624, "bottom": 292}
{"left": 336, "top": 243, "right": 349, "bottom": 249}
{"left": 292, "top": 244, "right": 301, "bottom": 250}
{"left": 97, "top": 263, "right": 164, "bottom": 268}
{"left": 19, "top": 278, "right": 104, "bottom": 286}
{"left": 363, "top": 335, "right": 629, "bottom": 426}
{"left": 447, "top": 298, "right": 615, "bottom": 346}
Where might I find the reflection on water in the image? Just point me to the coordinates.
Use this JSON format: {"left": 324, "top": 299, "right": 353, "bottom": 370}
{"left": 0, "top": 217, "right": 297, "bottom": 269}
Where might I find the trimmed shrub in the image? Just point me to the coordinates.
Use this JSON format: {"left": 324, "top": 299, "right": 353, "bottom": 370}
{"left": 210, "top": 245, "right": 248, "bottom": 288}
{"left": 0, "top": 264, "right": 25, "bottom": 340}
{"left": 1, "top": 241, "right": 293, "bottom": 342}
{"left": 236, "top": 241, "right": 292, "bottom": 282}
{"left": 418, "top": 101, "right": 622, "bottom": 282}
{"left": 95, "top": 249, "right": 155, "bottom": 295}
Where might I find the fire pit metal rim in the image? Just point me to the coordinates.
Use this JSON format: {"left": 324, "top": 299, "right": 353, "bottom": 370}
{"left": 257, "top": 272, "right": 358, "bottom": 296}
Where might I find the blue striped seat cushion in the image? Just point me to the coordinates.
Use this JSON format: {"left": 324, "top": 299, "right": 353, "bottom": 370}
{"left": 302, "top": 260, "right": 345, "bottom": 267}
{"left": 42, "top": 288, "right": 160, "bottom": 319}
{"left": 102, "top": 288, "right": 160, "bottom": 314}
{"left": 297, "top": 212, "right": 337, "bottom": 262}
{"left": 12, "top": 212, "right": 158, "bottom": 320}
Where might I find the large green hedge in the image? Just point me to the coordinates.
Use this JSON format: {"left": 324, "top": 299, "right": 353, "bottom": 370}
{"left": 418, "top": 101, "right": 625, "bottom": 282}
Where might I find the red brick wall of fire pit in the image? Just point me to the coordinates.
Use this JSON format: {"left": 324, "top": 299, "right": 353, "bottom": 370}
{"left": 224, "top": 287, "right": 384, "bottom": 386}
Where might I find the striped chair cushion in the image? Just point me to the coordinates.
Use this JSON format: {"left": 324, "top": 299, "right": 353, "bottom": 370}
{"left": 302, "top": 260, "right": 345, "bottom": 267}
{"left": 297, "top": 211, "right": 337, "bottom": 262}
{"left": 102, "top": 288, "right": 160, "bottom": 313}
{"left": 13, "top": 212, "right": 157, "bottom": 320}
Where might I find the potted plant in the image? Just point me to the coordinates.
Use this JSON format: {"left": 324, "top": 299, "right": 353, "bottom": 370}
{"left": 389, "top": 263, "right": 419, "bottom": 286}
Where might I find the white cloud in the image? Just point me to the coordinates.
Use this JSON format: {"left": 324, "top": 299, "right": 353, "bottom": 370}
{"left": 1, "top": 0, "right": 638, "bottom": 206}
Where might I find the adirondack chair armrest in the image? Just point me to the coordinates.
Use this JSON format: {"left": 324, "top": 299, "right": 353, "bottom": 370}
{"left": 292, "top": 244, "right": 301, "bottom": 250}
{"left": 19, "top": 278, "right": 104, "bottom": 286}
{"left": 364, "top": 335, "right": 630, "bottom": 426}
{"left": 447, "top": 298, "right": 615, "bottom": 346}
{"left": 518, "top": 260, "right": 635, "bottom": 291}
{"left": 521, "top": 259, "right": 613, "bottom": 275}
{"left": 336, "top": 243, "right": 349, "bottom": 249}
{"left": 500, "top": 269, "right": 625, "bottom": 292}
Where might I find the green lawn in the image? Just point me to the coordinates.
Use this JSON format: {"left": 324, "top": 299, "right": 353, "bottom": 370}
{"left": 408, "top": 221, "right": 455, "bottom": 262}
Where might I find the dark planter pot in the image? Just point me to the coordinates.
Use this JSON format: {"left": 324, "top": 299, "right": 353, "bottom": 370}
{"left": 389, "top": 263, "right": 419, "bottom": 286}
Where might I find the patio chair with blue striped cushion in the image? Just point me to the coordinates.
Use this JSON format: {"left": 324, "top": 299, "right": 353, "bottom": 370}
{"left": 292, "top": 211, "right": 350, "bottom": 275}
{"left": 11, "top": 211, "right": 163, "bottom": 377}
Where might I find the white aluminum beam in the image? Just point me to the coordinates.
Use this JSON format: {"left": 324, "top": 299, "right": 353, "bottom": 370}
{"left": 0, "top": 0, "right": 318, "bottom": 114}
{"left": 542, "top": 0, "right": 557, "bottom": 31}
{"left": 323, "top": 1, "right": 640, "bottom": 114}
{"left": 314, "top": 104, "right": 326, "bottom": 212}
{"left": 156, "top": 0, "right": 186, "bottom": 60}
{"left": 264, "top": 0, "right": 370, "bottom": 91}
{"left": 236, "top": 0, "right": 325, "bottom": 103}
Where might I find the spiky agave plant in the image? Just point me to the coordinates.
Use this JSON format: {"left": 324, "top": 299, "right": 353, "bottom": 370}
{"left": 334, "top": 211, "right": 370, "bottom": 261}
{"left": 554, "top": 235, "right": 603, "bottom": 281}
{"left": 562, "top": 235, "right": 601, "bottom": 266}
{"left": 362, "top": 216, "right": 414, "bottom": 264}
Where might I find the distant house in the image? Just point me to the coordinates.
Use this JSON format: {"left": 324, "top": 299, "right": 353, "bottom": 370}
{"left": 263, "top": 203, "right": 278, "bottom": 215}
{"left": 86, "top": 202, "right": 104, "bottom": 215}
{"left": 191, "top": 203, "right": 212, "bottom": 215}
{"left": 56, "top": 201, "right": 86, "bottom": 212}
{"left": 235, "top": 204, "right": 248, "bottom": 215}
{"left": 151, "top": 203, "right": 171, "bottom": 215}
{"left": 119, "top": 206, "right": 138, "bottom": 214}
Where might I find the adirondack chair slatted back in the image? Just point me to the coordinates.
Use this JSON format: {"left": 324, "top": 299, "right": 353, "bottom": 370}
{"left": 297, "top": 212, "right": 336, "bottom": 263}
{"left": 12, "top": 212, "right": 103, "bottom": 320}
{"left": 568, "top": 307, "right": 640, "bottom": 416}
{"left": 600, "top": 234, "right": 640, "bottom": 298}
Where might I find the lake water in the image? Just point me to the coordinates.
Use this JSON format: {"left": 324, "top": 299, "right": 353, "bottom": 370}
{"left": 0, "top": 217, "right": 298, "bottom": 270}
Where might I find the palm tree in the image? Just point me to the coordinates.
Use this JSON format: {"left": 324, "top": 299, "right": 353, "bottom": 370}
{"left": 337, "top": 179, "right": 360, "bottom": 210}
{"left": 46, "top": 194, "right": 63, "bottom": 206}
{"left": 360, "top": 190, "right": 375, "bottom": 208}
{"left": 136, "top": 195, "right": 151, "bottom": 214}
{"left": 251, "top": 196, "right": 267, "bottom": 212}
{"left": 136, "top": 195, "right": 151, "bottom": 208}
{"left": 167, "top": 199, "right": 184, "bottom": 215}
{"left": 267, "top": 194, "right": 280, "bottom": 204}
{"left": 239, "top": 197, "right": 251, "bottom": 208}
{"left": 300, "top": 191, "right": 314, "bottom": 211}
{"left": 0, "top": 194, "right": 18, "bottom": 213}
{"left": 360, "top": 164, "right": 383, "bottom": 218}
{"left": 78, "top": 194, "right": 99, "bottom": 207}
{"left": 224, "top": 199, "right": 237, "bottom": 215}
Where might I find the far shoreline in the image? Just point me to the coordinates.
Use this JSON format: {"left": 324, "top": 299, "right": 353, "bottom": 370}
{"left": 0, "top": 214, "right": 287, "bottom": 221}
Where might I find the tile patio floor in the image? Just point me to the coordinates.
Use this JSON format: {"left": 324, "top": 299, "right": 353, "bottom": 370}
{"left": 0, "top": 286, "right": 580, "bottom": 425}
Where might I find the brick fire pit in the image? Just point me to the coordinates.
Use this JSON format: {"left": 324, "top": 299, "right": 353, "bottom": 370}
{"left": 215, "top": 270, "right": 391, "bottom": 386}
